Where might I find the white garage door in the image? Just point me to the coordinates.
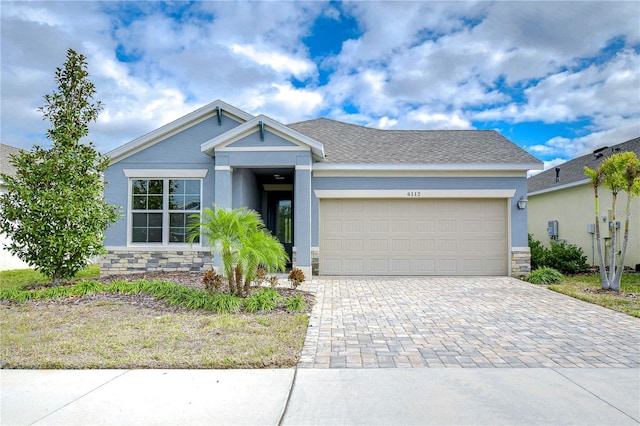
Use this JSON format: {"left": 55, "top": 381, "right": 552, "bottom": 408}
{"left": 320, "top": 198, "right": 508, "bottom": 276}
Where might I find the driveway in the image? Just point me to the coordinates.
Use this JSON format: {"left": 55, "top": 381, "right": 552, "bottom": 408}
{"left": 298, "top": 276, "right": 640, "bottom": 368}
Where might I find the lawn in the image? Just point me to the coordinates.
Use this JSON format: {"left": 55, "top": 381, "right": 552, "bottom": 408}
{"left": 0, "top": 264, "right": 100, "bottom": 290}
{"left": 549, "top": 272, "right": 640, "bottom": 318}
{"left": 0, "top": 267, "right": 310, "bottom": 369}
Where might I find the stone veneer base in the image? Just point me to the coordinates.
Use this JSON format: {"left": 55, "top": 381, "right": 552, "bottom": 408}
{"left": 100, "top": 249, "right": 212, "bottom": 276}
{"left": 511, "top": 247, "right": 532, "bottom": 278}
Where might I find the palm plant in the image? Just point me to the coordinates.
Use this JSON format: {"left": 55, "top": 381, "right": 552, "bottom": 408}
{"left": 585, "top": 151, "right": 640, "bottom": 291}
{"left": 187, "top": 205, "right": 288, "bottom": 296}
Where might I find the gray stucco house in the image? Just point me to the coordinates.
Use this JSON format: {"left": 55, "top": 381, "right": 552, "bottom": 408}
{"left": 101, "top": 100, "right": 542, "bottom": 278}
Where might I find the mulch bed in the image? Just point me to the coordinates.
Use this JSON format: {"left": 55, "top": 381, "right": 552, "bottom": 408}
{"left": 14, "top": 271, "right": 315, "bottom": 314}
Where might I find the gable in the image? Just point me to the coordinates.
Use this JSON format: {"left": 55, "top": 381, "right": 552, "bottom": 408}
{"left": 107, "top": 100, "right": 254, "bottom": 164}
{"left": 201, "top": 115, "right": 325, "bottom": 159}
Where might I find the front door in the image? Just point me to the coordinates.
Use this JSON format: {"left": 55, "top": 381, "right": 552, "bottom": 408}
{"left": 266, "top": 191, "right": 293, "bottom": 266}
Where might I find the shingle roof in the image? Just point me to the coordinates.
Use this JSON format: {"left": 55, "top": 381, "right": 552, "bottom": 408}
{"left": 0, "top": 143, "right": 23, "bottom": 181}
{"left": 287, "top": 118, "right": 541, "bottom": 166}
{"left": 527, "top": 137, "right": 640, "bottom": 194}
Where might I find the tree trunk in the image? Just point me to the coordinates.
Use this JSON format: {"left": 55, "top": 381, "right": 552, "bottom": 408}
{"left": 612, "top": 192, "right": 633, "bottom": 291}
{"left": 608, "top": 192, "right": 618, "bottom": 286}
{"left": 593, "top": 187, "right": 609, "bottom": 289}
{"left": 51, "top": 272, "right": 61, "bottom": 287}
{"left": 235, "top": 266, "right": 244, "bottom": 297}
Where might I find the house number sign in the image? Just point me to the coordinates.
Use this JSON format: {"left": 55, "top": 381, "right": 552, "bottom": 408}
{"left": 406, "top": 191, "right": 422, "bottom": 197}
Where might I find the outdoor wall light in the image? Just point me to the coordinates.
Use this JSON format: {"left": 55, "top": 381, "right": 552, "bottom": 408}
{"left": 517, "top": 196, "right": 528, "bottom": 210}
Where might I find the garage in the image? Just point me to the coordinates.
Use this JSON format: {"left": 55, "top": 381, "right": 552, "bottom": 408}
{"left": 319, "top": 198, "right": 508, "bottom": 276}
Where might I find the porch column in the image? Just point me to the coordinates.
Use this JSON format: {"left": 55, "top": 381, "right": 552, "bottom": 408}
{"left": 294, "top": 163, "right": 312, "bottom": 278}
{"left": 214, "top": 165, "right": 233, "bottom": 209}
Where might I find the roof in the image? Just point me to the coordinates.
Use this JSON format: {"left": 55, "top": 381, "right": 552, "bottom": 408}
{"left": 288, "top": 118, "right": 541, "bottom": 167}
{"left": 0, "top": 143, "right": 23, "bottom": 182}
{"left": 527, "top": 137, "right": 640, "bottom": 195}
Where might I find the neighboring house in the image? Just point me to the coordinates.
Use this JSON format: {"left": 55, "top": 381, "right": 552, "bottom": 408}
{"left": 0, "top": 143, "right": 29, "bottom": 271}
{"left": 527, "top": 137, "right": 640, "bottom": 269}
{"left": 102, "top": 100, "right": 542, "bottom": 278}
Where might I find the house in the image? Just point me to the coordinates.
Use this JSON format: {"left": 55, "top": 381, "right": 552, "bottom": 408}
{"left": 527, "top": 137, "right": 640, "bottom": 269}
{"left": 0, "top": 143, "right": 29, "bottom": 270}
{"left": 101, "top": 100, "right": 542, "bottom": 278}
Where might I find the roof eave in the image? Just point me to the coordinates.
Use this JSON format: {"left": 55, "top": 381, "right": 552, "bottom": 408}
{"left": 313, "top": 163, "right": 543, "bottom": 171}
{"left": 528, "top": 179, "right": 589, "bottom": 196}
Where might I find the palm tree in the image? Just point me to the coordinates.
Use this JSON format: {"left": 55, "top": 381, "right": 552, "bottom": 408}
{"left": 187, "top": 205, "right": 288, "bottom": 296}
{"left": 612, "top": 152, "right": 640, "bottom": 290}
{"left": 585, "top": 151, "right": 640, "bottom": 291}
{"left": 584, "top": 166, "right": 608, "bottom": 289}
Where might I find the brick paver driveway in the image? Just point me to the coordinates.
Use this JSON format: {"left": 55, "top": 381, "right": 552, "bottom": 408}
{"left": 298, "top": 277, "right": 640, "bottom": 368}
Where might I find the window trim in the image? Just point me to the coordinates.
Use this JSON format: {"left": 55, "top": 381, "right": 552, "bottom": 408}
{"left": 127, "top": 176, "right": 203, "bottom": 247}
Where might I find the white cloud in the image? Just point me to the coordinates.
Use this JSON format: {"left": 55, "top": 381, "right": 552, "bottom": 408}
{"left": 230, "top": 44, "right": 315, "bottom": 79}
{"left": 1, "top": 0, "right": 638, "bottom": 162}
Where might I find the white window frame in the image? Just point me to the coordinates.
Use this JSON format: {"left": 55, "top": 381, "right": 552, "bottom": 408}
{"left": 125, "top": 169, "right": 207, "bottom": 247}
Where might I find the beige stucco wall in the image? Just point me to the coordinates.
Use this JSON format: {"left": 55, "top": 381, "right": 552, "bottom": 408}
{"left": 528, "top": 183, "right": 640, "bottom": 269}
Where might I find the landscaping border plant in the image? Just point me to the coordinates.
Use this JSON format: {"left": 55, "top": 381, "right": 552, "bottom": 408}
{"left": 0, "top": 279, "right": 308, "bottom": 313}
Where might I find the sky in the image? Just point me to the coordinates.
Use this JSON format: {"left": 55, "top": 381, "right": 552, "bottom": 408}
{"left": 1, "top": 1, "right": 639, "bottom": 171}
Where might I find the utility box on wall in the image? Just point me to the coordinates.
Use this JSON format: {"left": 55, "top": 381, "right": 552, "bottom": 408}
{"left": 547, "top": 220, "right": 559, "bottom": 239}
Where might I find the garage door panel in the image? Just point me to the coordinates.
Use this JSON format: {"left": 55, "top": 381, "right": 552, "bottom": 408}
{"left": 416, "top": 259, "right": 436, "bottom": 273}
{"left": 325, "top": 220, "right": 342, "bottom": 232}
{"left": 343, "top": 220, "right": 363, "bottom": 232}
{"left": 370, "top": 239, "right": 389, "bottom": 251}
{"left": 439, "top": 219, "right": 457, "bottom": 233}
{"left": 343, "top": 239, "right": 364, "bottom": 252}
{"left": 320, "top": 198, "right": 507, "bottom": 276}
{"left": 484, "top": 219, "right": 505, "bottom": 233}
{"left": 370, "top": 259, "right": 389, "bottom": 273}
{"left": 437, "top": 259, "right": 457, "bottom": 273}
{"left": 415, "top": 220, "right": 435, "bottom": 233}
{"left": 368, "top": 220, "right": 388, "bottom": 232}
{"left": 391, "top": 239, "right": 411, "bottom": 251}
{"left": 343, "top": 259, "right": 364, "bottom": 274}
{"left": 438, "top": 239, "right": 457, "bottom": 252}
{"left": 415, "top": 239, "right": 435, "bottom": 252}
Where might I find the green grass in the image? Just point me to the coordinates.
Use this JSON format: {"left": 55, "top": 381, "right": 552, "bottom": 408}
{"left": 0, "top": 266, "right": 311, "bottom": 368}
{"left": 549, "top": 273, "right": 640, "bottom": 318}
{"left": 0, "top": 264, "right": 100, "bottom": 290}
{"left": 1, "top": 303, "right": 309, "bottom": 369}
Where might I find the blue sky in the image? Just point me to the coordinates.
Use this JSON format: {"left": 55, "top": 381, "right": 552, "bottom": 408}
{"left": 1, "top": 1, "right": 639, "bottom": 171}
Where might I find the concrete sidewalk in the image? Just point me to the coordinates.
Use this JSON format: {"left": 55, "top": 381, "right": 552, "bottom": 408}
{"left": 2, "top": 368, "right": 638, "bottom": 425}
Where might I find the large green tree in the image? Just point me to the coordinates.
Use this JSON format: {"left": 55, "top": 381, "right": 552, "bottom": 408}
{"left": 0, "top": 49, "right": 119, "bottom": 285}
{"left": 585, "top": 151, "right": 640, "bottom": 291}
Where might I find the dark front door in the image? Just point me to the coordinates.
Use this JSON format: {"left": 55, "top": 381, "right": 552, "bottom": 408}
{"left": 266, "top": 191, "right": 293, "bottom": 266}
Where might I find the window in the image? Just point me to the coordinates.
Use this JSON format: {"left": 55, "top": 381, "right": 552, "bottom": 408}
{"left": 130, "top": 178, "right": 201, "bottom": 244}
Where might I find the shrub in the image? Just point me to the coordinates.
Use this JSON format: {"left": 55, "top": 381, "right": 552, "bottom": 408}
{"left": 211, "top": 293, "right": 243, "bottom": 313}
{"left": 545, "top": 241, "right": 589, "bottom": 274}
{"left": 288, "top": 268, "right": 306, "bottom": 289}
{"left": 528, "top": 234, "right": 588, "bottom": 275}
{"left": 528, "top": 234, "right": 547, "bottom": 270}
{"left": 254, "top": 267, "right": 267, "bottom": 286}
{"left": 284, "top": 295, "right": 306, "bottom": 312}
{"left": 525, "top": 267, "right": 564, "bottom": 284}
{"left": 244, "top": 288, "right": 282, "bottom": 312}
{"left": 268, "top": 276, "right": 279, "bottom": 288}
{"left": 202, "top": 269, "right": 223, "bottom": 292}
